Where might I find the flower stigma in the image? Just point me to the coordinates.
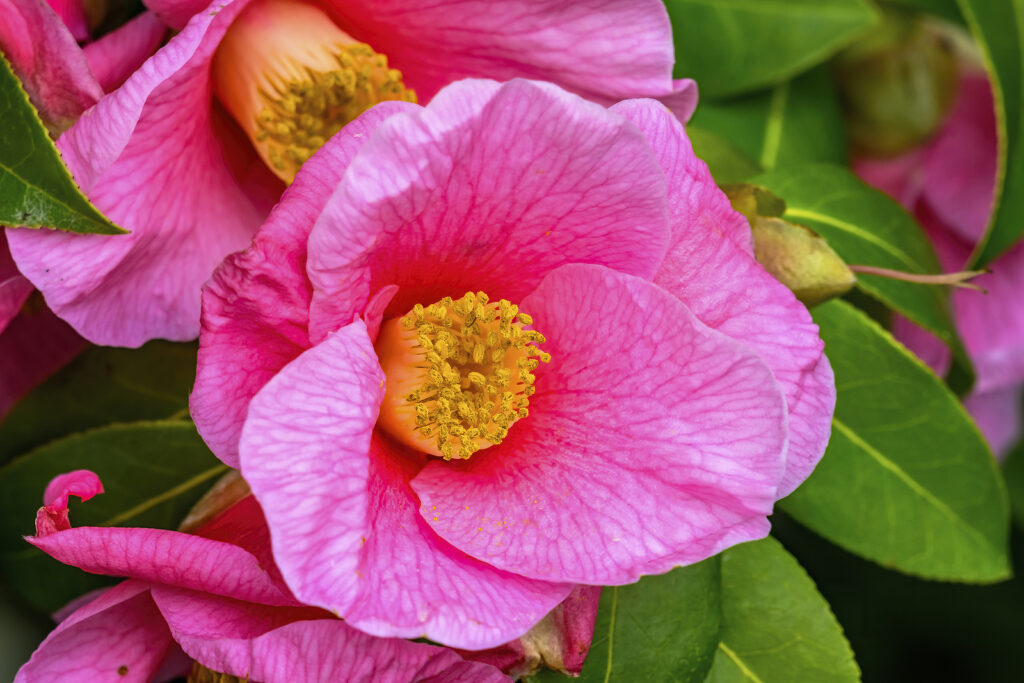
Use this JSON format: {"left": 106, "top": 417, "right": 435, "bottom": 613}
{"left": 212, "top": 0, "right": 416, "bottom": 184}
{"left": 375, "top": 292, "right": 551, "bottom": 461}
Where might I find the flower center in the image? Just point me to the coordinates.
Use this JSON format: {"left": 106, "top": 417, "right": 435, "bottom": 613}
{"left": 212, "top": 0, "right": 416, "bottom": 184}
{"left": 375, "top": 292, "right": 550, "bottom": 461}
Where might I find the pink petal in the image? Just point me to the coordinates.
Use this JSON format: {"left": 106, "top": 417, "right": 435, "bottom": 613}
{"left": 613, "top": 98, "right": 834, "bottom": 496}
{"left": 0, "top": 233, "right": 33, "bottom": 334}
{"left": 413, "top": 264, "right": 787, "bottom": 584}
{"left": 965, "top": 386, "right": 1023, "bottom": 460}
{"left": 83, "top": 12, "right": 166, "bottom": 93}
{"left": 35, "top": 469, "right": 104, "bottom": 536}
{"left": 891, "top": 314, "right": 952, "bottom": 378}
{"left": 921, "top": 72, "right": 998, "bottom": 244}
{"left": 240, "top": 320, "right": 570, "bottom": 648}
{"left": 141, "top": 0, "right": 208, "bottom": 29}
{"left": 851, "top": 147, "right": 928, "bottom": 210}
{"left": 326, "top": 0, "right": 680, "bottom": 105}
{"left": 16, "top": 581, "right": 175, "bottom": 683}
{"left": 0, "top": 0, "right": 101, "bottom": 129}
{"left": 306, "top": 78, "right": 670, "bottom": 342}
{"left": 7, "top": 0, "right": 265, "bottom": 346}
{"left": 191, "top": 101, "right": 415, "bottom": 468}
{"left": 0, "top": 302, "right": 86, "bottom": 419}
{"left": 151, "top": 587, "right": 509, "bottom": 683}
{"left": 28, "top": 525, "right": 294, "bottom": 605}
{"left": 45, "top": 0, "right": 87, "bottom": 40}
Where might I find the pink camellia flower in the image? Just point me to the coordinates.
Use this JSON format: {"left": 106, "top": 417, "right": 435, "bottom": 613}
{"left": 190, "top": 79, "right": 835, "bottom": 650}
{"left": 855, "top": 71, "right": 1024, "bottom": 456}
{"left": 19, "top": 469, "right": 508, "bottom": 682}
{"left": 5, "top": 0, "right": 696, "bottom": 347}
{"left": 0, "top": 0, "right": 165, "bottom": 132}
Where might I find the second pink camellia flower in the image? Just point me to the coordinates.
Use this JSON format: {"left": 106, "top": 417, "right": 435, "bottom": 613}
{"left": 191, "top": 79, "right": 835, "bottom": 650}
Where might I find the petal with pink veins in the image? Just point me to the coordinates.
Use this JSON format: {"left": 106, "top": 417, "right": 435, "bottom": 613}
{"left": 240, "top": 320, "right": 571, "bottom": 648}
{"left": 16, "top": 580, "right": 174, "bottom": 683}
{"left": 7, "top": 0, "right": 265, "bottom": 346}
{"left": 412, "top": 264, "right": 788, "bottom": 585}
{"left": 612, "top": 98, "right": 834, "bottom": 497}
{"left": 307, "top": 78, "right": 670, "bottom": 342}
{"left": 151, "top": 587, "right": 509, "bottom": 683}
{"left": 191, "top": 101, "right": 416, "bottom": 467}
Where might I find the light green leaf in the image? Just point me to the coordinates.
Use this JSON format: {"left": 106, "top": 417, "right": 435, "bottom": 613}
{"left": 957, "top": 0, "right": 1024, "bottom": 265}
{"left": 782, "top": 300, "right": 1010, "bottom": 583}
{"left": 687, "top": 125, "right": 763, "bottom": 184}
{"left": 0, "top": 421, "right": 227, "bottom": 612}
{"left": 705, "top": 537, "right": 859, "bottom": 683}
{"left": 530, "top": 558, "right": 721, "bottom": 682}
{"left": 752, "top": 162, "right": 973, "bottom": 392}
{"left": 690, "top": 67, "right": 848, "bottom": 172}
{"left": 0, "top": 53, "right": 124, "bottom": 235}
{"left": 0, "top": 341, "right": 198, "bottom": 465}
{"left": 666, "top": 0, "right": 879, "bottom": 98}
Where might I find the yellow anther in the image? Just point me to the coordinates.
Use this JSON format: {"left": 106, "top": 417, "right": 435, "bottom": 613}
{"left": 374, "top": 291, "right": 550, "bottom": 460}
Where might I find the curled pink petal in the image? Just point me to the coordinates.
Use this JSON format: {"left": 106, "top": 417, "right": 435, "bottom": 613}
{"left": 413, "top": 264, "right": 787, "bottom": 584}
{"left": 35, "top": 469, "right": 104, "bottom": 536}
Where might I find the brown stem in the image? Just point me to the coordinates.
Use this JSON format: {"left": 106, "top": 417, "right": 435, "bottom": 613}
{"left": 849, "top": 264, "right": 989, "bottom": 292}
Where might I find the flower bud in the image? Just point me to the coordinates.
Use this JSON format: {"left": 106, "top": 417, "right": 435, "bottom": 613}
{"left": 835, "top": 12, "right": 959, "bottom": 157}
{"left": 752, "top": 217, "right": 857, "bottom": 306}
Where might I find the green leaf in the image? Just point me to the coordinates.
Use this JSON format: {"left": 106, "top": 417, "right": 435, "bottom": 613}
{"left": 666, "top": 0, "right": 879, "bottom": 98}
{"left": 705, "top": 537, "right": 859, "bottom": 683}
{"left": 885, "top": 0, "right": 963, "bottom": 23}
{"left": 687, "top": 125, "right": 763, "bottom": 184}
{"left": 528, "top": 558, "right": 721, "bottom": 683}
{"left": 782, "top": 300, "right": 1011, "bottom": 583}
{"left": 752, "top": 162, "right": 973, "bottom": 391}
{"left": 957, "top": 0, "right": 1024, "bottom": 265}
{"left": 690, "top": 67, "right": 848, "bottom": 172}
{"left": 0, "top": 52, "right": 124, "bottom": 235}
{"left": 0, "top": 341, "right": 198, "bottom": 465}
{"left": 0, "top": 421, "right": 227, "bottom": 613}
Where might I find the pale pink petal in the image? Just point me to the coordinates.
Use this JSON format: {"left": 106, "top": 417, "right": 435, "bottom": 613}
{"left": 921, "top": 72, "right": 998, "bottom": 243}
{"left": 307, "top": 78, "right": 670, "bottom": 342}
{"left": 16, "top": 581, "right": 174, "bottom": 683}
{"left": 965, "top": 386, "right": 1023, "bottom": 460}
{"left": 83, "top": 12, "right": 166, "bottom": 93}
{"left": 659, "top": 78, "right": 699, "bottom": 123}
{"left": 413, "top": 264, "right": 787, "bottom": 585}
{"left": 151, "top": 588, "right": 509, "bottom": 683}
{"left": 7, "top": 0, "right": 265, "bottom": 346}
{"left": 0, "top": 303, "right": 86, "bottom": 419}
{"left": 29, "top": 526, "right": 294, "bottom": 605}
{"left": 612, "top": 98, "right": 834, "bottom": 496}
{"left": 240, "top": 320, "right": 570, "bottom": 648}
{"left": 191, "top": 102, "right": 415, "bottom": 468}
{"left": 326, "top": 0, "right": 679, "bottom": 105}
{"left": 0, "top": 233, "right": 33, "bottom": 334}
{"left": 0, "top": 0, "right": 101, "bottom": 129}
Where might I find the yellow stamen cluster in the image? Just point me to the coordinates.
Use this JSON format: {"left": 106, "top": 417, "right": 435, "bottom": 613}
{"left": 376, "top": 292, "right": 550, "bottom": 461}
{"left": 254, "top": 43, "right": 415, "bottom": 180}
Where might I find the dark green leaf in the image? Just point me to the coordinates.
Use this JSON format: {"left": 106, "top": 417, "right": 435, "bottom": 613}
{"left": 0, "top": 421, "right": 227, "bottom": 612}
{"left": 0, "top": 53, "right": 124, "bottom": 235}
{"left": 1002, "top": 433, "right": 1024, "bottom": 530}
{"left": 0, "top": 341, "right": 198, "bottom": 465}
{"left": 529, "top": 558, "right": 721, "bottom": 682}
{"left": 687, "top": 125, "right": 763, "bottom": 184}
{"left": 884, "top": 0, "right": 963, "bottom": 23}
{"left": 690, "top": 67, "right": 848, "bottom": 172}
{"left": 705, "top": 537, "right": 859, "bottom": 683}
{"left": 958, "top": 0, "right": 1024, "bottom": 265}
{"left": 782, "top": 300, "right": 1010, "bottom": 582}
{"left": 752, "top": 162, "right": 973, "bottom": 391}
{"left": 666, "top": 0, "right": 879, "bottom": 98}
